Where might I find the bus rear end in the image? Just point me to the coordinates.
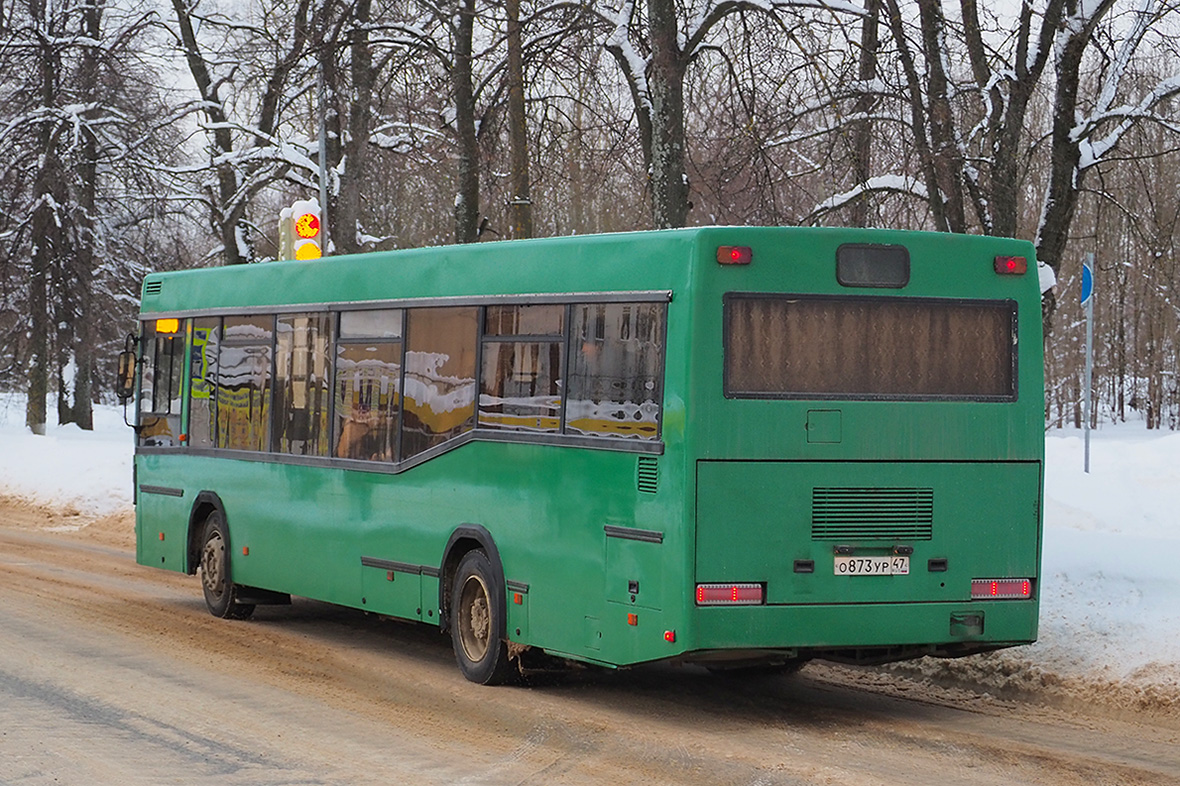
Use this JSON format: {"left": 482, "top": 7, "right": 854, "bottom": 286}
{"left": 686, "top": 228, "right": 1043, "bottom": 667}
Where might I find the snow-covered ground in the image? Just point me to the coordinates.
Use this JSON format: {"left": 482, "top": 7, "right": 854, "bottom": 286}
{"left": 2, "top": 393, "right": 1178, "bottom": 698}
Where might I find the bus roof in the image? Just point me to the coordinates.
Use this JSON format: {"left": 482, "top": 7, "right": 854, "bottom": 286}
{"left": 138, "top": 226, "right": 1037, "bottom": 316}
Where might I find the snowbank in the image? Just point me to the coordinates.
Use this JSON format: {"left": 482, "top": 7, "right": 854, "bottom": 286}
{"left": 0, "top": 395, "right": 133, "bottom": 518}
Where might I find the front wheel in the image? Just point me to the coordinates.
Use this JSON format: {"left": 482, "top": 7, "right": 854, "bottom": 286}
{"left": 450, "top": 550, "right": 514, "bottom": 685}
{"left": 199, "top": 511, "right": 255, "bottom": 620}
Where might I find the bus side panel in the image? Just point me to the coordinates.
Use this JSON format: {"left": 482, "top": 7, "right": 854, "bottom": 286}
{"left": 134, "top": 455, "right": 191, "bottom": 573}
{"left": 341, "top": 440, "right": 687, "bottom": 666}
{"left": 153, "top": 457, "right": 358, "bottom": 605}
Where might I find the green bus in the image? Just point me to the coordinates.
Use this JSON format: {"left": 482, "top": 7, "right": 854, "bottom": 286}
{"left": 121, "top": 227, "right": 1044, "bottom": 684}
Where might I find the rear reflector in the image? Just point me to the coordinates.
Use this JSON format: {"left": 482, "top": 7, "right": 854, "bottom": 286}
{"left": 971, "top": 578, "right": 1032, "bottom": 599}
{"left": 717, "top": 246, "right": 752, "bottom": 265}
{"left": 695, "top": 583, "right": 764, "bottom": 606}
{"left": 994, "top": 256, "right": 1028, "bottom": 275}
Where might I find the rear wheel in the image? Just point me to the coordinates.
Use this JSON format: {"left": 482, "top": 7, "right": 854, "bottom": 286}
{"left": 450, "top": 549, "right": 514, "bottom": 685}
{"left": 199, "top": 511, "right": 255, "bottom": 620}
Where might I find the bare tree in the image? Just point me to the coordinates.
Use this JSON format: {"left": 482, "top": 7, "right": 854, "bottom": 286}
{"left": 167, "top": 0, "right": 317, "bottom": 264}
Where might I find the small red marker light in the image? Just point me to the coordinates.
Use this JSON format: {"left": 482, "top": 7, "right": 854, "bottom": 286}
{"left": 717, "top": 246, "right": 752, "bottom": 265}
{"left": 513, "top": 593, "right": 523, "bottom": 605}
{"left": 627, "top": 613, "right": 638, "bottom": 626}
{"left": 994, "top": 256, "right": 1028, "bottom": 275}
{"left": 387, "top": 571, "right": 395, "bottom": 581}
{"left": 664, "top": 630, "right": 676, "bottom": 643}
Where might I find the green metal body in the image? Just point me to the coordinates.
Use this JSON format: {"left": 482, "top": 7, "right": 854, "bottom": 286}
{"left": 133, "top": 227, "right": 1044, "bottom": 669}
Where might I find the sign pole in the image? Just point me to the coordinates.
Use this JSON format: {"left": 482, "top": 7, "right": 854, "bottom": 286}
{"left": 1082, "top": 253, "right": 1095, "bottom": 473}
{"left": 317, "top": 59, "right": 329, "bottom": 253}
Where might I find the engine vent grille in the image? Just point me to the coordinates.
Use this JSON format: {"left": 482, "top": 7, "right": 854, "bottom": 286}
{"left": 811, "top": 487, "right": 933, "bottom": 540}
{"left": 637, "top": 457, "right": 659, "bottom": 494}
{"left": 144, "top": 280, "right": 163, "bottom": 296}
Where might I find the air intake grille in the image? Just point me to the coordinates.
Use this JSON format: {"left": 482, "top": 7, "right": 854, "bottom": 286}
{"left": 811, "top": 487, "right": 933, "bottom": 540}
{"left": 637, "top": 457, "right": 658, "bottom": 494}
{"left": 144, "top": 280, "right": 162, "bottom": 296}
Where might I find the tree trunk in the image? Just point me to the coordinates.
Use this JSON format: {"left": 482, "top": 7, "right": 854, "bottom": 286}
{"left": 1036, "top": 1, "right": 1115, "bottom": 276}
{"left": 915, "top": 0, "right": 965, "bottom": 233}
{"left": 26, "top": 3, "right": 66, "bottom": 435}
{"left": 646, "top": 0, "right": 689, "bottom": 229}
{"left": 452, "top": 0, "right": 480, "bottom": 243}
{"left": 850, "top": 0, "right": 880, "bottom": 228}
{"left": 882, "top": 0, "right": 946, "bottom": 232}
{"left": 65, "top": 0, "right": 103, "bottom": 430}
{"left": 334, "top": 0, "right": 373, "bottom": 253}
{"left": 506, "top": 0, "right": 532, "bottom": 238}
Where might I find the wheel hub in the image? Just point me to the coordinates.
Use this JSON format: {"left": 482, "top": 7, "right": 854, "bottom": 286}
{"left": 201, "top": 534, "right": 225, "bottom": 598}
{"left": 458, "top": 575, "right": 492, "bottom": 661}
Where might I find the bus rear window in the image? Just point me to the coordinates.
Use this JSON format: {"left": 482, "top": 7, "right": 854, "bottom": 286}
{"left": 724, "top": 294, "right": 1016, "bottom": 400}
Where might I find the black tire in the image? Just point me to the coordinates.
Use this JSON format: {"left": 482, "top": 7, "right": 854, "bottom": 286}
{"left": 450, "top": 549, "right": 514, "bottom": 685}
{"left": 199, "top": 510, "right": 255, "bottom": 621}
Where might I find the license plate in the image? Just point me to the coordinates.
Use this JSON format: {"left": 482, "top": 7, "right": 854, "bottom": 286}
{"left": 834, "top": 556, "right": 910, "bottom": 576}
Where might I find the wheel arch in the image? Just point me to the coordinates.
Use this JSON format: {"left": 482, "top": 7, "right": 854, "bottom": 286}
{"left": 187, "top": 491, "right": 227, "bottom": 575}
{"left": 439, "top": 524, "right": 505, "bottom": 635}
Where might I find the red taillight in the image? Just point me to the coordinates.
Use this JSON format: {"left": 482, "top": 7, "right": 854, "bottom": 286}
{"left": 695, "top": 583, "right": 764, "bottom": 606}
{"left": 971, "top": 578, "right": 1032, "bottom": 599}
{"left": 717, "top": 246, "right": 752, "bottom": 265}
{"left": 994, "top": 255, "right": 1028, "bottom": 275}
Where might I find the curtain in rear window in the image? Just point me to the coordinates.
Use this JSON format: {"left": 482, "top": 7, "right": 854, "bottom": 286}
{"left": 724, "top": 295, "right": 1016, "bottom": 400}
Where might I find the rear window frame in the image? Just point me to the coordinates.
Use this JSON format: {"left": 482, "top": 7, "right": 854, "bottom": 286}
{"left": 836, "top": 243, "right": 911, "bottom": 289}
{"left": 722, "top": 292, "right": 1019, "bottom": 403}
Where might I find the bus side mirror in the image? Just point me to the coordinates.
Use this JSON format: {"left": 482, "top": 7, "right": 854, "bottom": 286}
{"left": 116, "top": 349, "right": 136, "bottom": 403}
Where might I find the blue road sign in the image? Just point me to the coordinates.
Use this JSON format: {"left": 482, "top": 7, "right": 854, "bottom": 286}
{"left": 1081, "top": 260, "right": 1094, "bottom": 306}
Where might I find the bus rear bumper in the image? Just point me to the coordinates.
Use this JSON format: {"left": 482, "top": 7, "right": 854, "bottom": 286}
{"left": 683, "top": 599, "right": 1038, "bottom": 666}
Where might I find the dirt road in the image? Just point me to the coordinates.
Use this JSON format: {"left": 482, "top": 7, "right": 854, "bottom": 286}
{"left": 1, "top": 498, "right": 1178, "bottom": 785}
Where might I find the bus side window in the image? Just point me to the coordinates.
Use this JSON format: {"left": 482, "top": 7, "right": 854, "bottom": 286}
{"left": 188, "top": 317, "right": 220, "bottom": 449}
{"left": 335, "top": 309, "right": 403, "bottom": 462}
{"left": 274, "top": 313, "right": 333, "bottom": 457}
{"left": 478, "top": 304, "right": 564, "bottom": 434}
{"left": 566, "top": 303, "right": 665, "bottom": 441}
{"left": 217, "top": 316, "right": 274, "bottom": 452}
{"left": 138, "top": 318, "right": 186, "bottom": 447}
{"left": 402, "top": 307, "right": 478, "bottom": 459}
